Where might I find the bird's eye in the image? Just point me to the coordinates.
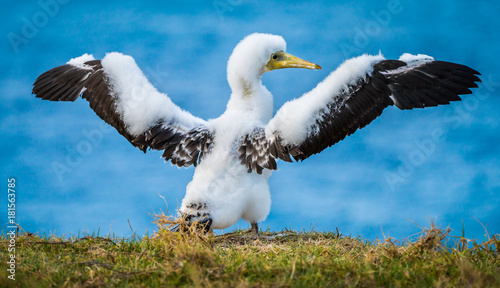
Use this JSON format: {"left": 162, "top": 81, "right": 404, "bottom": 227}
{"left": 272, "top": 54, "right": 278, "bottom": 60}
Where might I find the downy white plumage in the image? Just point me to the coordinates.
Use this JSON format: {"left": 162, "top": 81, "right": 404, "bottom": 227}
{"left": 33, "top": 33, "right": 481, "bottom": 235}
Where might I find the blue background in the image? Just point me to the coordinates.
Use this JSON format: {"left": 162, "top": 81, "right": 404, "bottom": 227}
{"left": 1, "top": 0, "right": 499, "bottom": 241}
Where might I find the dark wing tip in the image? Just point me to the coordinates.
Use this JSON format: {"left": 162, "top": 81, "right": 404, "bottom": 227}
{"left": 383, "top": 60, "right": 481, "bottom": 110}
{"left": 32, "top": 62, "right": 101, "bottom": 102}
{"left": 31, "top": 60, "right": 102, "bottom": 101}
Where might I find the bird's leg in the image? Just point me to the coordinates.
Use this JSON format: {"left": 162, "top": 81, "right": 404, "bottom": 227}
{"left": 251, "top": 222, "right": 260, "bottom": 238}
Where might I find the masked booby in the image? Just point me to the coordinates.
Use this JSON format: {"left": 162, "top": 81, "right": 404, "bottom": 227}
{"left": 32, "top": 33, "right": 481, "bottom": 236}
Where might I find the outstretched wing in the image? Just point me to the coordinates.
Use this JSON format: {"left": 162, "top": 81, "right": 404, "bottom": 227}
{"left": 238, "top": 53, "right": 481, "bottom": 174}
{"left": 33, "top": 53, "right": 213, "bottom": 167}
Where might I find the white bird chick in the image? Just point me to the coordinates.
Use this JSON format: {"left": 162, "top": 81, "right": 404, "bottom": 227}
{"left": 32, "top": 33, "right": 480, "bottom": 236}
{"left": 181, "top": 33, "right": 321, "bottom": 234}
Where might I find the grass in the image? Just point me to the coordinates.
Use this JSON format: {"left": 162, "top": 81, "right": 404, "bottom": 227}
{"left": 1, "top": 216, "right": 499, "bottom": 287}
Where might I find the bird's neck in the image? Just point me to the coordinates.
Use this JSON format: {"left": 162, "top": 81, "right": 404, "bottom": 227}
{"left": 225, "top": 76, "right": 273, "bottom": 123}
{"left": 231, "top": 75, "right": 261, "bottom": 97}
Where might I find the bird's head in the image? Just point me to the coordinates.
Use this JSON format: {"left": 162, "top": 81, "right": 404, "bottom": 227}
{"left": 227, "top": 33, "right": 321, "bottom": 93}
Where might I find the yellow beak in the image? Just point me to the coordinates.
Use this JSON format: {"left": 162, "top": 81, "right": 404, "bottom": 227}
{"left": 265, "top": 51, "right": 322, "bottom": 71}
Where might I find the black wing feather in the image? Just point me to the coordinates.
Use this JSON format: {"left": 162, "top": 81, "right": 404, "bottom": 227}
{"left": 239, "top": 58, "right": 481, "bottom": 172}
{"left": 33, "top": 60, "right": 213, "bottom": 167}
